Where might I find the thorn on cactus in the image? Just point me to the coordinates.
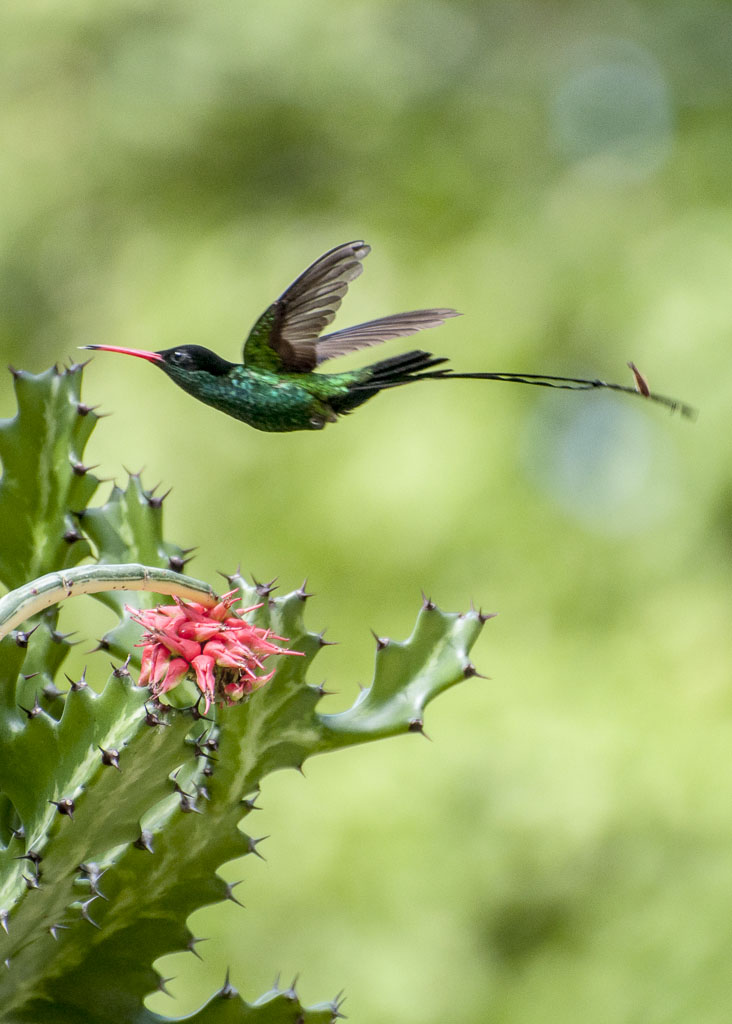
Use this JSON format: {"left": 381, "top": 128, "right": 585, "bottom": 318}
{"left": 76, "top": 401, "right": 99, "bottom": 416}
{"left": 218, "top": 969, "right": 238, "bottom": 999}
{"left": 408, "top": 718, "right": 430, "bottom": 740}
{"left": 50, "top": 629, "right": 77, "bottom": 645}
{"left": 99, "top": 746, "right": 121, "bottom": 770}
{"left": 18, "top": 696, "right": 42, "bottom": 720}
{"left": 191, "top": 729, "right": 218, "bottom": 761}
{"left": 112, "top": 655, "right": 132, "bottom": 679}
{"left": 15, "top": 851, "right": 42, "bottom": 873}
{"left": 13, "top": 624, "right": 39, "bottom": 648}
{"left": 70, "top": 459, "right": 98, "bottom": 477}
{"left": 23, "top": 874, "right": 40, "bottom": 890}
{"left": 50, "top": 797, "right": 75, "bottom": 819}
{"left": 49, "top": 923, "right": 69, "bottom": 940}
{"left": 331, "top": 991, "right": 347, "bottom": 1020}
{"left": 189, "top": 700, "right": 214, "bottom": 722}
{"left": 0, "top": 911, "right": 8, "bottom": 934}
{"left": 192, "top": 736, "right": 217, "bottom": 761}
{"left": 318, "top": 629, "right": 337, "bottom": 647}
{"left": 224, "top": 881, "right": 244, "bottom": 907}
{"left": 134, "top": 830, "right": 154, "bottom": 853}
{"left": 191, "top": 742, "right": 215, "bottom": 762}
{"left": 187, "top": 936, "right": 208, "bottom": 960}
{"left": 247, "top": 835, "right": 268, "bottom": 860}
{"left": 157, "top": 976, "right": 175, "bottom": 997}
{"left": 371, "top": 629, "right": 389, "bottom": 651}
{"left": 62, "top": 528, "right": 83, "bottom": 544}
{"left": 168, "top": 549, "right": 196, "bottom": 573}
{"left": 65, "top": 667, "right": 88, "bottom": 691}
{"left": 470, "top": 599, "right": 497, "bottom": 624}
{"left": 175, "top": 785, "right": 201, "bottom": 814}
{"left": 421, "top": 590, "right": 436, "bottom": 611}
{"left": 89, "top": 636, "right": 111, "bottom": 653}
{"left": 145, "top": 484, "right": 173, "bottom": 509}
{"left": 462, "top": 662, "right": 488, "bottom": 679}
{"left": 297, "top": 578, "right": 313, "bottom": 600}
{"left": 78, "top": 863, "right": 107, "bottom": 897}
{"left": 42, "top": 682, "right": 64, "bottom": 701}
{"left": 67, "top": 358, "right": 90, "bottom": 374}
{"left": 252, "top": 575, "right": 278, "bottom": 598}
{"left": 144, "top": 705, "right": 170, "bottom": 728}
{"left": 79, "top": 897, "right": 100, "bottom": 929}
{"left": 241, "top": 794, "right": 260, "bottom": 812}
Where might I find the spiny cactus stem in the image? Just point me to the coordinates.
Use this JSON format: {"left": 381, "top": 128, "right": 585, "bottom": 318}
{"left": 0, "top": 563, "right": 218, "bottom": 639}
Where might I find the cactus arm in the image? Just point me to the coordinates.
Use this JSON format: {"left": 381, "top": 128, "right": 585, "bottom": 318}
{"left": 0, "top": 366, "right": 100, "bottom": 591}
{"left": 0, "top": 366, "right": 490, "bottom": 1023}
{"left": 0, "top": 564, "right": 218, "bottom": 641}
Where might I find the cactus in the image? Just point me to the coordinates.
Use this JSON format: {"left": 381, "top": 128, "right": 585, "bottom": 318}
{"left": 0, "top": 366, "right": 489, "bottom": 1023}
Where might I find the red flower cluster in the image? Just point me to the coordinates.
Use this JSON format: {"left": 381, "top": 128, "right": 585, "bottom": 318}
{"left": 128, "top": 591, "right": 301, "bottom": 711}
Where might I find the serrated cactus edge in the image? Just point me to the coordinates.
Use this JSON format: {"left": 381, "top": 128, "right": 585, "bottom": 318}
{"left": 0, "top": 366, "right": 491, "bottom": 1023}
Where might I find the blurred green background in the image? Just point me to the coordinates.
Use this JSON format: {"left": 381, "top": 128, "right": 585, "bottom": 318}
{"left": 2, "top": 1, "right": 731, "bottom": 1021}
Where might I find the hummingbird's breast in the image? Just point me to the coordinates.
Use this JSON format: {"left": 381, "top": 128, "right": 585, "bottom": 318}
{"left": 181, "top": 367, "right": 337, "bottom": 433}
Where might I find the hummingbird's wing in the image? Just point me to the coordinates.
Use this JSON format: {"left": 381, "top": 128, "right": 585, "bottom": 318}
{"left": 242, "top": 241, "right": 371, "bottom": 372}
{"left": 314, "top": 309, "right": 461, "bottom": 364}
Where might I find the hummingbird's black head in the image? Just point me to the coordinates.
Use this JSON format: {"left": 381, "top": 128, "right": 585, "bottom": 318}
{"left": 157, "top": 345, "right": 235, "bottom": 376}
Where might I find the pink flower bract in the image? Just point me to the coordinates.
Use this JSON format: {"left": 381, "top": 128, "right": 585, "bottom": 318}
{"left": 128, "top": 591, "right": 302, "bottom": 711}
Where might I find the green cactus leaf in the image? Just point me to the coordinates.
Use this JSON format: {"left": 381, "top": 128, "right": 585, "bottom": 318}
{"left": 0, "top": 676, "right": 202, "bottom": 1008}
{"left": 212, "top": 576, "right": 485, "bottom": 795}
{"left": 0, "top": 365, "right": 490, "bottom": 1023}
{"left": 0, "top": 578, "right": 486, "bottom": 1023}
{"left": 8, "top": 983, "right": 342, "bottom": 1024}
{"left": 0, "top": 367, "right": 99, "bottom": 592}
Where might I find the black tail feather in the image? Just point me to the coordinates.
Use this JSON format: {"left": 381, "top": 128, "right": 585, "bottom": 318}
{"left": 333, "top": 350, "right": 446, "bottom": 414}
{"left": 362, "top": 349, "right": 449, "bottom": 383}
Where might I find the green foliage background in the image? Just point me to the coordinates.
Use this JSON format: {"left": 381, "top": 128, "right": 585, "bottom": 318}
{"left": 1, "top": 1, "right": 730, "bottom": 1021}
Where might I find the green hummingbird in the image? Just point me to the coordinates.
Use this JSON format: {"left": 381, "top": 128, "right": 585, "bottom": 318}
{"left": 82, "top": 241, "right": 693, "bottom": 430}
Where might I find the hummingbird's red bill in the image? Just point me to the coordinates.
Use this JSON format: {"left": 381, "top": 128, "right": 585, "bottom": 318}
{"left": 81, "top": 345, "right": 163, "bottom": 364}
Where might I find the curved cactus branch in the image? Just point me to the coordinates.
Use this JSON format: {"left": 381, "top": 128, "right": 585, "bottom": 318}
{"left": 0, "top": 563, "right": 218, "bottom": 639}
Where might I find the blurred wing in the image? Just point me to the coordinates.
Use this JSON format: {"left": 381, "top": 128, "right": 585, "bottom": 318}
{"left": 315, "top": 309, "right": 461, "bottom": 365}
{"left": 243, "top": 241, "right": 371, "bottom": 372}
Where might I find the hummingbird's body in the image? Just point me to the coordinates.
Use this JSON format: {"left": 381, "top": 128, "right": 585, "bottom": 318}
{"left": 155, "top": 345, "right": 448, "bottom": 432}
{"left": 83, "top": 241, "right": 693, "bottom": 427}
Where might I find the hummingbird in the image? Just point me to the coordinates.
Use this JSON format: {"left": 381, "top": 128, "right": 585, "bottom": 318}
{"left": 82, "top": 241, "right": 694, "bottom": 430}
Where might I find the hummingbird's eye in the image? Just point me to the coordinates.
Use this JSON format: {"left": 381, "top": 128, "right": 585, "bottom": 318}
{"left": 165, "top": 349, "right": 197, "bottom": 370}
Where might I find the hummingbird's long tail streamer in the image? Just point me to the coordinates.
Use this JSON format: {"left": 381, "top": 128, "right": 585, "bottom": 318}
{"left": 352, "top": 352, "right": 696, "bottom": 419}
{"left": 432, "top": 370, "right": 694, "bottom": 418}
